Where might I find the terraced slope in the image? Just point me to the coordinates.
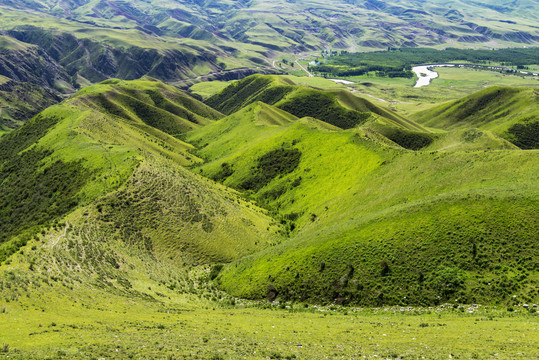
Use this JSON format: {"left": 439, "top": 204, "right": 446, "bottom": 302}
{"left": 0, "top": 78, "right": 278, "bottom": 267}
{"left": 413, "top": 86, "right": 539, "bottom": 149}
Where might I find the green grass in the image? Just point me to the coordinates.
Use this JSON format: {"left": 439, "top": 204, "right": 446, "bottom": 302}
{"left": 211, "top": 131, "right": 538, "bottom": 305}
{"left": 205, "top": 74, "right": 412, "bottom": 130}
{"left": 1, "top": 224, "right": 537, "bottom": 359}
{"left": 412, "top": 86, "right": 539, "bottom": 148}
{"left": 182, "top": 78, "right": 539, "bottom": 306}
{"left": 423, "top": 128, "right": 518, "bottom": 152}
{"left": 0, "top": 78, "right": 279, "bottom": 266}
{"left": 189, "top": 81, "right": 236, "bottom": 99}
{"left": 1, "top": 292, "right": 537, "bottom": 359}
{"left": 0, "top": 1, "right": 538, "bottom": 357}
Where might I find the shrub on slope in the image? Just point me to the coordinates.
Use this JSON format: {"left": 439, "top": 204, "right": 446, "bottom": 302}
{"left": 0, "top": 78, "right": 274, "bottom": 267}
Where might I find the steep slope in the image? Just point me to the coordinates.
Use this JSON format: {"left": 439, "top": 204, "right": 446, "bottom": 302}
{"left": 2, "top": 0, "right": 537, "bottom": 50}
{"left": 185, "top": 98, "right": 539, "bottom": 306}
{"left": 0, "top": 34, "right": 74, "bottom": 91}
{"left": 0, "top": 80, "right": 282, "bottom": 360}
{"left": 2, "top": 27, "right": 229, "bottom": 87}
{"left": 412, "top": 86, "right": 539, "bottom": 149}
{"left": 0, "top": 78, "right": 278, "bottom": 267}
{"left": 0, "top": 79, "right": 61, "bottom": 135}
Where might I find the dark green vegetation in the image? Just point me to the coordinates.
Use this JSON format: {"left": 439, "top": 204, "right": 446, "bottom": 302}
{"left": 311, "top": 47, "right": 539, "bottom": 78}
{"left": 506, "top": 121, "right": 539, "bottom": 149}
{"left": 0, "top": 79, "right": 60, "bottom": 135}
{"left": 239, "top": 148, "right": 302, "bottom": 192}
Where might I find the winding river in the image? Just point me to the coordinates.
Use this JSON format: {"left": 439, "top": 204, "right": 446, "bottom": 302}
{"left": 412, "top": 64, "right": 454, "bottom": 88}
{"left": 411, "top": 63, "right": 538, "bottom": 88}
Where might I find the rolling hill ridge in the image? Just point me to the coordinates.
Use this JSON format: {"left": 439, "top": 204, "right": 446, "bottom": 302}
{"left": 0, "top": 78, "right": 279, "bottom": 269}
{"left": 0, "top": 77, "right": 537, "bottom": 313}
{"left": 413, "top": 86, "right": 539, "bottom": 149}
{"left": 184, "top": 78, "right": 539, "bottom": 306}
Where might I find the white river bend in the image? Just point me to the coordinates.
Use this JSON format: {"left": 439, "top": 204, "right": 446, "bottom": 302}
{"left": 412, "top": 64, "right": 455, "bottom": 88}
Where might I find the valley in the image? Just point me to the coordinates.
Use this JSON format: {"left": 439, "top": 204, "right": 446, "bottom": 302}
{"left": 0, "top": 1, "right": 537, "bottom": 359}
{"left": 0, "top": 71, "right": 536, "bottom": 358}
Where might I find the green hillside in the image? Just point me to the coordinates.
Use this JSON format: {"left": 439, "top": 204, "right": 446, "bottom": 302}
{"left": 3, "top": 77, "right": 536, "bottom": 309}
{"left": 205, "top": 74, "right": 419, "bottom": 131}
{"left": 185, "top": 85, "right": 539, "bottom": 306}
{"left": 0, "top": 0, "right": 538, "bottom": 357}
{"left": 0, "top": 74, "right": 538, "bottom": 358}
{"left": 413, "top": 86, "right": 539, "bottom": 149}
{"left": 0, "top": 78, "right": 278, "bottom": 266}
{"left": 0, "top": 79, "right": 60, "bottom": 135}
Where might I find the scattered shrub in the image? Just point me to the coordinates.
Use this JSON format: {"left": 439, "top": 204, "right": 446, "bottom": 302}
{"left": 240, "top": 148, "right": 301, "bottom": 191}
{"left": 505, "top": 120, "right": 539, "bottom": 149}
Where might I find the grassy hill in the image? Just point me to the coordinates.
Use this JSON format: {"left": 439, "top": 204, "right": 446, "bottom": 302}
{"left": 2, "top": 76, "right": 536, "bottom": 310}
{"left": 204, "top": 74, "right": 440, "bottom": 150}
{"left": 0, "top": 74, "right": 537, "bottom": 358}
{"left": 0, "top": 78, "right": 279, "bottom": 267}
{"left": 0, "top": 79, "right": 289, "bottom": 358}
{"left": 205, "top": 74, "right": 420, "bottom": 131}
{"left": 412, "top": 86, "right": 539, "bottom": 149}
{"left": 185, "top": 84, "right": 539, "bottom": 306}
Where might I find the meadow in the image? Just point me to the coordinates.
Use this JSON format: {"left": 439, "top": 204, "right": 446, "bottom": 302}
{"left": 1, "top": 283, "right": 537, "bottom": 360}
{"left": 330, "top": 67, "right": 538, "bottom": 117}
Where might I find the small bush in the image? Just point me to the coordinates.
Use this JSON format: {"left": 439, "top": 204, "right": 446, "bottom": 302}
{"left": 209, "top": 264, "right": 224, "bottom": 280}
{"left": 506, "top": 120, "right": 539, "bottom": 149}
{"left": 240, "top": 148, "right": 301, "bottom": 191}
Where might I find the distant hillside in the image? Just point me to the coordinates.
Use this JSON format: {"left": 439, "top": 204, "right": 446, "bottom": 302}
{"left": 0, "top": 79, "right": 60, "bottom": 135}
{"left": 0, "top": 34, "right": 74, "bottom": 91}
{"left": 1, "top": 0, "right": 537, "bottom": 51}
{"left": 413, "top": 86, "right": 539, "bottom": 149}
{"left": 206, "top": 74, "right": 414, "bottom": 130}
{"left": 0, "top": 27, "right": 230, "bottom": 89}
